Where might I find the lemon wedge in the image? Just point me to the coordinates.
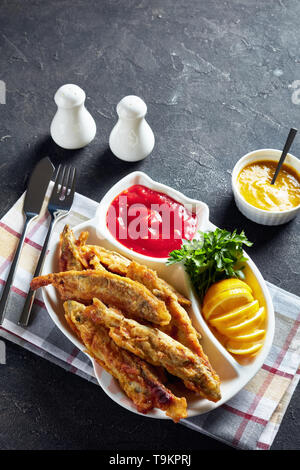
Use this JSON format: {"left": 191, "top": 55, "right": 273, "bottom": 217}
{"left": 222, "top": 306, "right": 265, "bottom": 337}
{"left": 228, "top": 329, "right": 266, "bottom": 343}
{"left": 202, "top": 278, "right": 266, "bottom": 359}
{"left": 202, "top": 287, "right": 254, "bottom": 320}
{"left": 203, "top": 278, "right": 252, "bottom": 301}
{"left": 210, "top": 300, "right": 260, "bottom": 330}
{"left": 226, "top": 342, "right": 263, "bottom": 356}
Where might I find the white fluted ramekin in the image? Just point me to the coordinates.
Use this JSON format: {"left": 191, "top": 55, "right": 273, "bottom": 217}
{"left": 232, "top": 148, "right": 300, "bottom": 225}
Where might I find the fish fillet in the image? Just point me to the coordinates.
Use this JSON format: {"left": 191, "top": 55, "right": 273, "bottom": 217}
{"left": 64, "top": 300, "right": 187, "bottom": 422}
{"left": 85, "top": 298, "right": 221, "bottom": 402}
{"left": 30, "top": 270, "right": 171, "bottom": 326}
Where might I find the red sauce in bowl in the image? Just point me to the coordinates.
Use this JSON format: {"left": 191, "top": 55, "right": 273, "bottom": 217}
{"left": 106, "top": 184, "right": 197, "bottom": 258}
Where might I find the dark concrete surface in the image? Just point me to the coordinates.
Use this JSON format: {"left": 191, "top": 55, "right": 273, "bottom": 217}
{"left": 0, "top": 0, "right": 299, "bottom": 451}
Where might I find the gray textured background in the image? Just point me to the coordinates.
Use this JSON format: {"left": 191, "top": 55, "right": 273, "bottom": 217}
{"left": 0, "top": 0, "right": 299, "bottom": 450}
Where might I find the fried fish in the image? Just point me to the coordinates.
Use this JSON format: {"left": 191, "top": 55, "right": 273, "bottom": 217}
{"left": 59, "top": 226, "right": 210, "bottom": 360}
{"left": 31, "top": 270, "right": 171, "bottom": 326}
{"left": 126, "top": 260, "right": 191, "bottom": 309}
{"left": 59, "top": 225, "right": 88, "bottom": 272}
{"left": 82, "top": 244, "right": 131, "bottom": 276}
{"left": 55, "top": 225, "right": 221, "bottom": 407}
{"left": 126, "top": 261, "right": 203, "bottom": 354}
{"left": 85, "top": 298, "right": 221, "bottom": 402}
{"left": 90, "top": 245, "right": 191, "bottom": 308}
{"left": 59, "top": 225, "right": 191, "bottom": 308}
{"left": 64, "top": 300, "right": 187, "bottom": 422}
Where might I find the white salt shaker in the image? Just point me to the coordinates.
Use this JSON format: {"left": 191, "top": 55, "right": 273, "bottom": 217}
{"left": 50, "top": 84, "right": 96, "bottom": 149}
{"left": 109, "top": 95, "right": 155, "bottom": 162}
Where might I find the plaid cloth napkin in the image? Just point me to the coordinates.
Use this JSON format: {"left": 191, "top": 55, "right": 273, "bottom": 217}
{"left": 0, "top": 188, "right": 299, "bottom": 450}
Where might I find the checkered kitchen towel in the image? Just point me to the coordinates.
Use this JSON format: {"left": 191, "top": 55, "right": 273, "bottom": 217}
{"left": 0, "top": 187, "right": 299, "bottom": 450}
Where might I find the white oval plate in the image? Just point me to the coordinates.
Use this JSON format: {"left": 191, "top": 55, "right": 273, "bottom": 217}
{"left": 41, "top": 171, "right": 275, "bottom": 419}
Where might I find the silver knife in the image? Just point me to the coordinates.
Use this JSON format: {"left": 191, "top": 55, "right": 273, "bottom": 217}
{"left": 0, "top": 157, "right": 54, "bottom": 324}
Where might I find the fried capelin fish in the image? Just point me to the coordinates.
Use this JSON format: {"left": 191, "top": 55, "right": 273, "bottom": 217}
{"left": 59, "top": 226, "right": 208, "bottom": 358}
{"left": 59, "top": 225, "right": 191, "bottom": 307}
{"left": 83, "top": 247, "right": 202, "bottom": 353}
{"left": 57, "top": 225, "right": 220, "bottom": 398}
{"left": 30, "top": 270, "right": 171, "bottom": 326}
{"left": 83, "top": 248, "right": 204, "bottom": 356}
{"left": 59, "top": 225, "right": 88, "bottom": 272}
{"left": 126, "top": 261, "right": 203, "bottom": 355}
{"left": 85, "top": 244, "right": 191, "bottom": 308}
{"left": 64, "top": 300, "right": 187, "bottom": 422}
{"left": 85, "top": 298, "right": 221, "bottom": 402}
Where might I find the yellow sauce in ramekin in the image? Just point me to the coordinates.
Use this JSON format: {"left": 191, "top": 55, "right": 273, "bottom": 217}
{"left": 237, "top": 160, "right": 300, "bottom": 211}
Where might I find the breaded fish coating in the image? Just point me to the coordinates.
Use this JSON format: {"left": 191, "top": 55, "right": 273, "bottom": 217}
{"left": 126, "top": 261, "right": 202, "bottom": 355}
{"left": 31, "top": 270, "right": 171, "bottom": 326}
{"left": 59, "top": 227, "right": 204, "bottom": 359}
{"left": 85, "top": 298, "right": 221, "bottom": 402}
{"left": 59, "top": 225, "right": 88, "bottom": 272}
{"left": 82, "top": 244, "right": 131, "bottom": 276}
{"left": 126, "top": 261, "right": 191, "bottom": 309}
{"left": 64, "top": 300, "right": 187, "bottom": 422}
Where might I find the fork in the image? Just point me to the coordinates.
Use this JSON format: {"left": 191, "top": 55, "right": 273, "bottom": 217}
{"left": 18, "top": 164, "right": 76, "bottom": 327}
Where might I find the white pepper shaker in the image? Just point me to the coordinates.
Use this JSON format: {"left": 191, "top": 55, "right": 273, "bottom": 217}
{"left": 50, "top": 84, "right": 96, "bottom": 149}
{"left": 109, "top": 95, "right": 155, "bottom": 162}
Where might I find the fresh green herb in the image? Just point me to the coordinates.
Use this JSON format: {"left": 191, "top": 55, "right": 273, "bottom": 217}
{"left": 167, "top": 228, "right": 253, "bottom": 304}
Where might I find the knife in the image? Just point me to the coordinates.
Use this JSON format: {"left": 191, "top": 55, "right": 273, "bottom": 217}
{"left": 0, "top": 157, "right": 54, "bottom": 325}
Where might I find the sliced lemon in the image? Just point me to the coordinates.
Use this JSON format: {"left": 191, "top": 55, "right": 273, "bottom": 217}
{"left": 202, "top": 287, "right": 254, "bottom": 320}
{"left": 228, "top": 329, "right": 266, "bottom": 343}
{"left": 203, "top": 278, "right": 252, "bottom": 303}
{"left": 223, "top": 306, "right": 265, "bottom": 337}
{"left": 226, "top": 342, "right": 263, "bottom": 356}
{"left": 210, "top": 300, "right": 260, "bottom": 330}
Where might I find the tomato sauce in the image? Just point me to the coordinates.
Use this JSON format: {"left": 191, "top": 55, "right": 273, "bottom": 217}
{"left": 106, "top": 184, "right": 197, "bottom": 258}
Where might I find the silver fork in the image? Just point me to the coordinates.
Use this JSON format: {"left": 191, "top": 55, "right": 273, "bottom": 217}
{"left": 18, "top": 164, "right": 76, "bottom": 326}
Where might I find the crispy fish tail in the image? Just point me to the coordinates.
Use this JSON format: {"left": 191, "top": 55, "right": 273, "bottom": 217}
{"left": 126, "top": 261, "right": 191, "bottom": 309}
{"left": 59, "top": 225, "right": 88, "bottom": 271}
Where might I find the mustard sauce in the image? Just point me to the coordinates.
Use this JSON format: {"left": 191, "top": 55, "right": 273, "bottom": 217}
{"left": 237, "top": 160, "right": 300, "bottom": 211}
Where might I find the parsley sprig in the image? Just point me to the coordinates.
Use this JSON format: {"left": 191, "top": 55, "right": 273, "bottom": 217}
{"left": 167, "top": 228, "right": 253, "bottom": 304}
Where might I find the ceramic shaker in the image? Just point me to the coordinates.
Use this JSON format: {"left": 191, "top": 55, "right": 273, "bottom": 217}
{"left": 109, "top": 95, "right": 155, "bottom": 162}
{"left": 50, "top": 84, "right": 96, "bottom": 149}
